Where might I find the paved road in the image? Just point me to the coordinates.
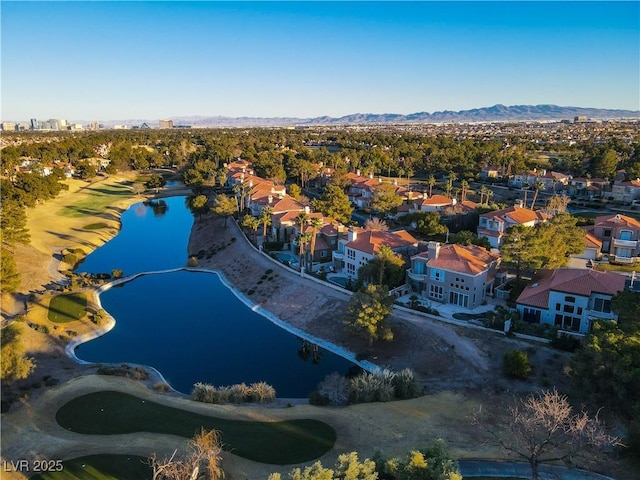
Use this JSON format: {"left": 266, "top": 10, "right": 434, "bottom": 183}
{"left": 459, "top": 459, "right": 617, "bottom": 480}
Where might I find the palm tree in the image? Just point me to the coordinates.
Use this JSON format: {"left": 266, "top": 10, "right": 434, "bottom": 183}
{"left": 445, "top": 172, "right": 456, "bottom": 198}
{"left": 241, "top": 214, "right": 260, "bottom": 242}
{"left": 522, "top": 183, "right": 530, "bottom": 208}
{"left": 307, "top": 216, "right": 323, "bottom": 272}
{"left": 485, "top": 188, "right": 494, "bottom": 206}
{"left": 295, "top": 211, "right": 308, "bottom": 233}
{"left": 259, "top": 206, "right": 273, "bottom": 247}
{"left": 530, "top": 179, "right": 545, "bottom": 210}
{"left": 364, "top": 217, "right": 389, "bottom": 231}
{"left": 297, "top": 232, "right": 312, "bottom": 272}
{"left": 427, "top": 175, "right": 436, "bottom": 197}
{"left": 460, "top": 179, "right": 469, "bottom": 202}
{"left": 479, "top": 185, "right": 488, "bottom": 205}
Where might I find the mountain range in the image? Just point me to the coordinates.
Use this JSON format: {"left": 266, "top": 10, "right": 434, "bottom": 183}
{"left": 110, "top": 104, "right": 640, "bottom": 127}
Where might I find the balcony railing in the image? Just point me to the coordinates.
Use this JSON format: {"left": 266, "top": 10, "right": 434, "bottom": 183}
{"left": 612, "top": 238, "right": 638, "bottom": 248}
{"left": 407, "top": 269, "right": 427, "bottom": 282}
{"left": 332, "top": 251, "right": 344, "bottom": 260}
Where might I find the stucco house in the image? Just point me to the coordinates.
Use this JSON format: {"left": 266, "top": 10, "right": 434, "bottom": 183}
{"left": 611, "top": 179, "right": 640, "bottom": 203}
{"left": 516, "top": 268, "right": 626, "bottom": 334}
{"left": 407, "top": 242, "right": 501, "bottom": 309}
{"left": 419, "top": 194, "right": 456, "bottom": 212}
{"left": 333, "top": 228, "right": 418, "bottom": 279}
{"left": 592, "top": 214, "right": 640, "bottom": 264}
{"left": 477, "top": 204, "right": 551, "bottom": 248}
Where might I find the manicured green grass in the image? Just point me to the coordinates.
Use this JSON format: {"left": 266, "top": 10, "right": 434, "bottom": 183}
{"left": 56, "top": 391, "right": 336, "bottom": 465}
{"left": 30, "top": 455, "right": 151, "bottom": 480}
{"left": 58, "top": 182, "right": 133, "bottom": 218}
{"left": 48, "top": 293, "right": 87, "bottom": 323}
{"left": 82, "top": 222, "right": 109, "bottom": 230}
{"left": 594, "top": 262, "right": 640, "bottom": 273}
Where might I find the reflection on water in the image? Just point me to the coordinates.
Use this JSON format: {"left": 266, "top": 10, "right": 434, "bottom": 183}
{"left": 144, "top": 199, "right": 169, "bottom": 217}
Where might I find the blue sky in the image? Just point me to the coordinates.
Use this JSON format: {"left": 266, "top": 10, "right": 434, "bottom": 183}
{"left": 1, "top": 2, "right": 639, "bottom": 122}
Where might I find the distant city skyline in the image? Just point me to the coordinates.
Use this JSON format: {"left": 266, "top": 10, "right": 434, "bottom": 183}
{"left": 2, "top": 2, "right": 638, "bottom": 122}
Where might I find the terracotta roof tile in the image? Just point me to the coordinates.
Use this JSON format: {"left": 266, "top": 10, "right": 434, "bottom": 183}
{"left": 421, "top": 194, "right": 453, "bottom": 206}
{"left": 594, "top": 214, "right": 640, "bottom": 230}
{"left": 517, "top": 269, "right": 626, "bottom": 308}
{"left": 427, "top": 244, "right": 500, "bottom": 275}
{"left": 346, "top": 230, "right": 417, "bottom": 255}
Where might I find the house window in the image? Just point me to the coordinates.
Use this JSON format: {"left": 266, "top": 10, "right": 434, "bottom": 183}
{"left": 523, "top": 308, "right": 541, "bottom": 323}
{"left": 555, "top": 303, "right": 561, "bottom": 311}
{"left": 565, "top": 296, "right": 576, "bottom": 303}
{"left": 347, "top": 263, "right": 356, "bottom": 275}
{"left": 563, "top": 304, "right": 575, "bottom": 314}
{"left": 603, "top": 229, "right": 611, "bottom": 238}
{"left": 593, "top": 298, "right": 612, "bottom": 313}
{"left": 347, "top": 249, "right": 356, "bottom": 260}
{"left": 429, "top": 284, "right": 443, "bottom": 300}
{"left": 563, "top": 316, "right": 581, "bottom": 332}
{"left": 620, "top": 230, "right": 632, "bottom": 241}
{"left": 430, "top": 268, "right": 444, "bottom": 282}
{"left": 449, "top": 291, "right": 469, "bottom": 308}
{"left": 321, "top": 250, "right": 327, "bottom": 258}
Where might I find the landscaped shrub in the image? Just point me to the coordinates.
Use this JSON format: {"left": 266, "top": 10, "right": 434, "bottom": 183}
{"left": 503, "top": 349, "right": 532, "bottom": 379}
{"left": 309, "top": 391, "right": 331, "bottom": 406}
{"left": 61, "top": 253, "right": 79, "bottom": 267}
{"left": 27, "top": 322, "right": 49, "bottom": 334}
{"left": 249, "top": 381, "right": 276, "bottom": 403}
{"left": 96, "top": 364, "right": 149, "bottom": 380}
{"left": 111, "top": 269, "right": 123, "bottom": 279}
{"left": 316, "top": 372, "right": 350, "bottom": 406}
{"left": 349, "top": 370, "right": 395, "bottom": 404}
{"left": 551, "top": 333, "right": 582, "bottom": 352}
{"left": 263, "top": 241, "right": 284, "bottom": 252}
{"left": 187, "top": 256, "right": 198, "bottom": 267}
{"left": 192, "top": 381, "right": 276, "bottom": 404}
{"left": 415, "top": 305, "right": 440, "bottom": 316}
{"left": 153, "top": 382, "right": 171, "bottom": 392}
{"left": 265, "top": 269, "right": 273, "bottom": 274}
{"left": 247, "top": 289, "right": 255, "bottom": 295}
{"left": 392, "top": 368, "right": 421, "bottom": 399}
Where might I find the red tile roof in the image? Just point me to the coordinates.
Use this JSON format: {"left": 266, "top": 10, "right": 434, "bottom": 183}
{"left": 346, "top": 230, "right": 417, "bottom": 255}
{"left": 480, "top": 205, "right": 550, "bottom": 224}
{"left": 421, "top": 194, "right": 453, "bottom": 206}
{"left": 426, "top": 244, "right": 500, "bottom": 275}
{"left": 516, "top": 269, "right": 626, "bottom": 308}
{"left": 594, "top": 214, "right": 640, "bottom": 230}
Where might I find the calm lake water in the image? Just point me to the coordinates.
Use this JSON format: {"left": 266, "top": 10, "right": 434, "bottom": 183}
{"left": 75, "top": 197, "right": 357, "bottom": 397}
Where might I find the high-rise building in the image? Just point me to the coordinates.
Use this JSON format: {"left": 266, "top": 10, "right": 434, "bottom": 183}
{"left": 159, "top": 119, "right": 174, "bottom": 129}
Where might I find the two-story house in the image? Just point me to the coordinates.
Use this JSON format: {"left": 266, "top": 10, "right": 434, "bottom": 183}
{"left": 333, "top": 228, "right": 418, "bottom": 279}
{"left": 477, "top": 204, "right": 551, "bottom": 248}
{"left": 592, "top": 214, "right": 640, "bottom": 264}
{"left": 611, "top": 179, "right": 640, "bottom": 203}
{"left": 407, "top": 242, "right": 501, "bottom": 309}
{"left": 516, "top": 268, "right": 627, "bottom": 334}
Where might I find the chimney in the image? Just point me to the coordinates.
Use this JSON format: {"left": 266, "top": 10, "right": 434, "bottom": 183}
{"left": 268, "top": 195, "right": 273, "bottom": 204}
{"left": 369, "top": 172, "right": 374, "bottom": 179}
{"left": 515, "top": 199, "right": 524, "bottom": 208}
{"left": 378, "top": 176, "right": 382, "bottom": 183}
{"left": 393, "top": 178, "right": 398, "bottom": 186}
{"left": 348, "top": 227, "right": 358, "bottom": 242}
{"left": 356, "top": 169, "right": 361, "bottom": 176}
{"left": 249, "top": 180, "right": 253, "bottom": 187}
{"left": 304, "top": 205, "right": 310, "bottom": 214}
{"left": 428, "top": 241, "right": 441, "bottom": 260}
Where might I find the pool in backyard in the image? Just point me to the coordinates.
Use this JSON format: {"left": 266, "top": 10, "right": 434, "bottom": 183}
{"left": 327, "top": 275, "right": 351, "bottom": 288}
{"left": 274, "top": 251, "right": 299, "bottom": 265}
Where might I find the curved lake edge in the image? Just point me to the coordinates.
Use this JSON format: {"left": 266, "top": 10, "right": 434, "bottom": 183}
{"left": 66, "top": 266, "right": 381, "bottom": 399}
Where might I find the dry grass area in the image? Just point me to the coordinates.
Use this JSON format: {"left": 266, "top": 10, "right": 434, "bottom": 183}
{"left": 0, "top": 187, "right": 634, "bottom": 480}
